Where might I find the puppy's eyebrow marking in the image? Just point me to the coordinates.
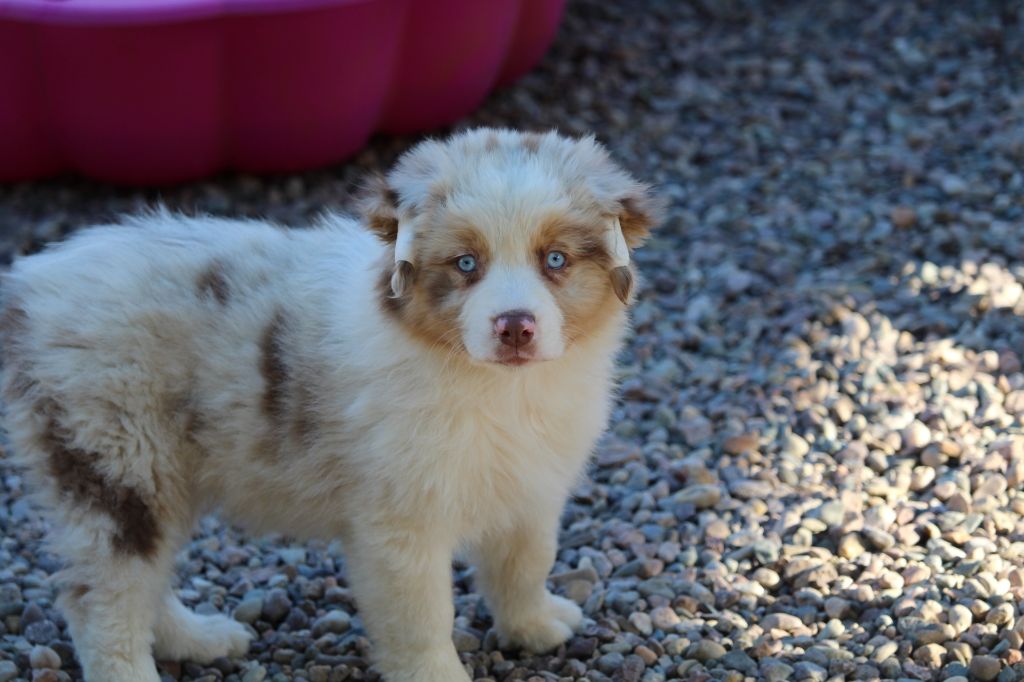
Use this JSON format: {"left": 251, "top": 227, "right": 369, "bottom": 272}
{"left": 260, "top": 309, "right": 288, "bottom": 423}
{"left": 196, "top": 260, "right": 230, "bottom": 305}
{"left": 485, "top": 132, "right": 500, "bottom": 151}
{"left": 43, "top": 405, "right": 160, "bottom": 558}
{"left": 0, "top": 301, "right": 28, "bottom": 341}
{"left": 522, "top": 133, "right": 543, "bottom": 153}
{"left": 426, "top": 183, "right": 450, "bottom": 210}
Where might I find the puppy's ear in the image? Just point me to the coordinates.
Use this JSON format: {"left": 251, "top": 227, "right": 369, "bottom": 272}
{"left": 617, "top": 183, "right": 667, "bottom": 249}
{"left": 604, "top": 186, "right": 666, "bottom": 304}
{"left": 357, "top": 174, "right": 416, "bottom": 297}
{"left": 356, "top": 173, "right": 400, "bottom": 243}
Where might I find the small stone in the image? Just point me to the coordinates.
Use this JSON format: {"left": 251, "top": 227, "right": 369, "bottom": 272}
{"left": 913, "top": 643, "right": 945, "bottom": 668}
{"left": 311, "top": 609, "right": 351, "bottom": 637}
{"left": 674, "top": 484, "right": 721, "bottom": 508}
{"left": 0, "top": 662, "right": 17, "bottom": 682}
{"left": 261, "top": 589, "right": 291, "bottom": 624}
{"left": 723, "top": 433, "right": 759, "bottom": 455}
{"left": 824, "top": 597, "right": 850, "bottom": 619}
{"left": 761, "top": 660, "right": 794, "bottom": 682}
{"left": 903, "top": 421, "right": 931, "bottom": 449}
{"left": 781, "top": 433, "right": 810, "bottom": 457}
{"left": 913, "top": 623, "right": 954, "bottom": 646}
{"left": 634, "top": 645, "right": 658, "bottom": 666}
{"left": 564, "top": 579, "right": 593, "bottom": 605}
{"left": 753, "top": 568, "right": 780, "bottom": 588}
{"left": 650, "top": 605, "right": 680, "bottom": 631}
{"left": 793, "top": 660, "right": 828, "bottom": 682}
{"left": 24, "top": 620, "right": 59, "bottom": 645}
{"left": 629, "top": 611, "right": 653, "bottom": 636}
{"left": 838, "top": 533, "right": 866, "bottom": 559}
{"left": 452, "top": 628, "right": 480, "bottom": 652}
{"left": 241, "top": 666, "right": 268, "bottom": 682}
{"left": 721, "top": 650, "right": 758, "bottom": 676}
{"left": 890, "top": 206, "right": 918, "bottom": 229}
{"left": 688, "top": 639, "right": 727, "bottom": 662}
{"left": 941, "top": 175, "right": 968, "bottom": 195}
{"left": 233, "top": 597, "right": 263, "bottom": 624}
{"left": 969, "top": 655, "right": 1001, "bottom": 681}
{"left": 761, "top": 612, "right": 803, "bottom": 632}
{"left": 902, "top": 565, "right": 930, "bottom": 585}
{"left": 948, "top": 604, "right": 972, "bottom": 634}
{"left": 308, "top": 666, "right": 331, "bottom": 682}
{"left": 986, "top": 603, "right": 1014, "bottom": 627}
{"left": 862, "top": 526, "right": 896, "bottom": 551}
{"left": 566, "top": 637, "right": 598, "bottom": 660}
{"left": 29, "top": 645, "right": 61, "bottom": 670}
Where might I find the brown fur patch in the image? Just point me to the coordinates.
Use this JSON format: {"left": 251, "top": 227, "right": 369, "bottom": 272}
{"left": 256, "top": 311, "right": 319, "bottom": 457}
{"left": 530, "top": 216, "right": 627, "bottom": 343}
{"left": 610, "top": 266, "right": 634, "bottom": 304}
{"left": 485, "top": 132, "right": 500, "bottom": 151}
{"left": 197, "top": 260, "right": 230, "bottom": 305}
{"left": 522, "top": 133, "right": 543, "bottom": 153}
{"left": 260, "top": 310, "right": 288, "bottom": 423}
{"left": 43, "top": 407, "right": 160, "bottom": 558}
{"left": 0, "top": 302, "right": 28, "bottom": 343}
{"left": 377, "top": 222, "right": 491, "bottom": 352}
{"left": 356, "top": 174, "right": 400, "bottom": 242}
{"left": 618, "top": 191, "right": 667, "bottom": 247}
{"left": 0, "top": 302, "right": 39, "bottom": 402}
{"left": 426, "top": 183, "right": 450, "bottom": 211}
{"left": 68, "top": 584, "right": 90, "bottom": 601}
{"left": 532, "top": 216, "right": 614, "bottom": 268}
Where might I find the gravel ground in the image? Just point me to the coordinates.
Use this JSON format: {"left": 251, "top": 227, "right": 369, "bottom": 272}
{"left": 2, "top": 1, "right": 1024, "bottom": 681}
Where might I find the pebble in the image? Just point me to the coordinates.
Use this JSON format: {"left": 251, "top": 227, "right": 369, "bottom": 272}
{"left": 688, "top": 640, "right": 726, "bottom": 662}
{"left": 970, "top": 655, "right": 1002, "bottom": 681}
{"left": 260, "top": 589, "right": 291, "bottom": 624}
{"left": 29, "top": 645, "right": 61, "bottom": 670}
{"left": 311, "top": 609, "right": 351, "bottom": 636}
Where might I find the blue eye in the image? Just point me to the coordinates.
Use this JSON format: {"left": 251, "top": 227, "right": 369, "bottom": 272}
{"left": 546, "top": 251, "right": 567, "bottom": 269}
{"left": 456, "top": 255, "right": 477, "bottom": 273}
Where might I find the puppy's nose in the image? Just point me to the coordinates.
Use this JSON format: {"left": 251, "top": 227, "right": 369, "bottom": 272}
{"left": 494, "top": 311, "right": 536, "bottom": 348}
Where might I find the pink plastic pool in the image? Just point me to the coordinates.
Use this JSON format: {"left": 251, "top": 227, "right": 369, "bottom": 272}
{"left": 0, "top": 0, "right": 566, "bottom": 185}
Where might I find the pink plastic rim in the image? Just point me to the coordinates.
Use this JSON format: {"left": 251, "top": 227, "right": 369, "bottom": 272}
{"left": 0, "top": 0, "right": 566, "bottom": 184}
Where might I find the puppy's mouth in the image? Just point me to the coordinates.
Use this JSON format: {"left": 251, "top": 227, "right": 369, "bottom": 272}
{"left": 493, "top": 349, "right": 540, "bottom": 367}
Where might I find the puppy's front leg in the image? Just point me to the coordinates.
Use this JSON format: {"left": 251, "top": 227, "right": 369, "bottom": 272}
{"left": 473, "top": 508, "right": 583, "bottom": 653}
{"left": 345, "top": 527, "right": 469, "bottom": 682}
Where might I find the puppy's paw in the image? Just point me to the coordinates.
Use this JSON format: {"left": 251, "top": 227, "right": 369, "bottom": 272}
{"left": 498, "top": 593, "right": 583, "bottom": 653}
{"left": 200, "top": 615, "right": 254, "bottom": 660}
{"left": 155, "top": 613, "right": 253, "bottom": 663}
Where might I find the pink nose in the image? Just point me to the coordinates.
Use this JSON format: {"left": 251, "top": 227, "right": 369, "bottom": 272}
{"left": 494, "top": 311, "right": 536, "bottom": 348}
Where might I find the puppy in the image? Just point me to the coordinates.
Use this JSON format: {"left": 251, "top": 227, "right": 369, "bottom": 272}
{"left": 0, "top": 128, "right": 662, "bottom": 682}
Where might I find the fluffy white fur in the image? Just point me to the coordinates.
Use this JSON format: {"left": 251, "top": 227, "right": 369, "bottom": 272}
{"left": 0, "top": 128, "right": 659, "bottom": 682}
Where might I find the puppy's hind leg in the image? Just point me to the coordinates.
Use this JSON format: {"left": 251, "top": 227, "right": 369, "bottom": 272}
{"left": 56, "top": 528, "right": 175, "bottom": 682}
{"left": 153, "top": 592, "right": 253, "bottom": 664}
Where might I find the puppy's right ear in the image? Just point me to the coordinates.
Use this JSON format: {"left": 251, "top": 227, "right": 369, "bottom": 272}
{"left": 356, "top": 173, "right": 400, "bottom": 243}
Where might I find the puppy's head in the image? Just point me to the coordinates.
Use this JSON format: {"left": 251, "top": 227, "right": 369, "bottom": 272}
{"left": 360, "top": 128, "right": 664, "bottom": 367}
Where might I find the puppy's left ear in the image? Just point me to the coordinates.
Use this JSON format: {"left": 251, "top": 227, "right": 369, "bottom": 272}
{"left": 608, "top": 184, "right": 667, "bottom": 304}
